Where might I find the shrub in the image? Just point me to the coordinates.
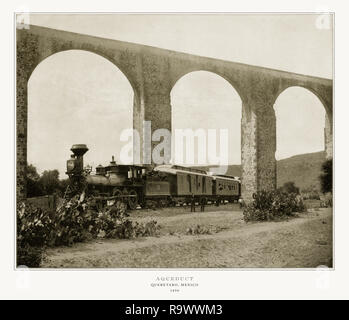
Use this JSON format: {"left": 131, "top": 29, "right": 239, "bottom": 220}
{"left": 17, "top": 194, "right": 160, "bottom": 267}
{"left": 320, "top": 159, "right": 332, "bottom": 194}
{"left": 301, "top": 185, "right": 321, "bottom": 200}
{"left": 17, "top": 202, "right": 49, "bottom": 267}
{"left": 17, "top": 244, "right": 44, "bottom": 268}
{"left": 278, "top": 181, "right": 299, "bottom": 194}
{"left": 243, "top": 190, "right": 306, "bottom": 222}
{"left": 186, "top": 225, "right": 211, "bottom": 235}
{"left": 320, "top": 192, "right": 333, "bottom": 208}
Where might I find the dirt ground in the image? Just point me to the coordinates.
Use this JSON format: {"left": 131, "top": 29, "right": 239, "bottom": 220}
{"left": 42, "top": 204, "right": 333, "bottom": 268}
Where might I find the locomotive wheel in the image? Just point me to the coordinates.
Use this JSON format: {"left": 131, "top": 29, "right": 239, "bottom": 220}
{"left": 113, "top": 188, "right": 122, "bottom": 198}
{"left": 128, "top": 190, "right": 138, "bottom": 210}
{"left": 167, "top": 197, "right": 175, "bottom": 207}
{"left": 112, "top": 189, "right": 124, "bottom": 208}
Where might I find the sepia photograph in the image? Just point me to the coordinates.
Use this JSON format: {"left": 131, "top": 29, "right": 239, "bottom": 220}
{"left": 16, "top": 13, "right": 333, "bottom": 269}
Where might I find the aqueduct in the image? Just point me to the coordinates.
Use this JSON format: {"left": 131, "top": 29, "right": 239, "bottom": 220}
{"left": 16, "top": 25, "right": 333, "bottom": 201}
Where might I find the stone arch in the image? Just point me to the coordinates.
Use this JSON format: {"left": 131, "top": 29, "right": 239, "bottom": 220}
{"left": 27, "top": 49, "right": 136, "bottom": 175}
{"left": 272, "top": 84, "right": 331, "bottom": 123}
{"left": 17, "top": 30, "right": 141, "bottom": 199}
{"left": 169, "top": 66, "right": 253, "bottom": 137}
{"left": 17, "top": 25, "right": 332, "bottom": 202}
{"left": 170, "top": 68, "right": 247, "bottom": 105}
{"left": 24, "top": 48, "right": 140, "bottom": 105}
{"left": 170, "top": 69, "right": 243, "bottom": 168}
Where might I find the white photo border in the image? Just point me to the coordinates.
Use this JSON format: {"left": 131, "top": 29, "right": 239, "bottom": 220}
{"left": 1, "top": 0, "right": 348, "bottom": 300}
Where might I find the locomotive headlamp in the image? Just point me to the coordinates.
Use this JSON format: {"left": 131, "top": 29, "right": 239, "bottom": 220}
{"left": 67, "top": 160, "right": 75, "bottom": 172}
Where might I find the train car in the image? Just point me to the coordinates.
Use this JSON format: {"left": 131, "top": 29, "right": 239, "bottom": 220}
{"left": 142, "top": 173, "right": 172, "bottom": 207}
{"left": 212, "top": 174, "right": 241, "bottom": 203}
{"left": 153, "top": 165, "right": 213, "bottom": 204}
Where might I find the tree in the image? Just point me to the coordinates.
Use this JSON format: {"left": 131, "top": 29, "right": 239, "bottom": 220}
{"left": 26, "top": 163, "right": 43, "bottom": 197}
{"left": 39, "top": 169, "right": 61, "bottom": 195}
{"left": 27, "top": 163, "right": 40, "bottom": 181}
{"left": 278, "top": 181, "right": 299, "bottom": 194}
{"left": 320, "top": 158, "right": 332, "bottom": 194}
{"left": 26, "top": 164, "right": 68, "bottom": 197}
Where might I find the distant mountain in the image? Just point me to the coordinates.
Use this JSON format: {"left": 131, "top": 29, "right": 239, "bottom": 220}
{"left": 195, "top": 151, "right": 326, "bottom": 191}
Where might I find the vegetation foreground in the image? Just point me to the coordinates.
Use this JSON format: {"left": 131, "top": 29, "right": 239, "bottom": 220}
{"left": 18, "top": 188, "right": 332, "bottom": 268}
{"left": 42, "top": 205, "right": 332, "bottom": 268}
{"left": 18, "top": 158, "right": 332, "bottom": 268}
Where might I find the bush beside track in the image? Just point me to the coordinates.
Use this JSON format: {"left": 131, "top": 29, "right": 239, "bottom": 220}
{"left": 17, "top": 194, "right": 160, "bottom": 267}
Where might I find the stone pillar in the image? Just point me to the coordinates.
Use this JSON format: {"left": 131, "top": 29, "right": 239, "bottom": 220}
{"left": 133, "top": 89, "right": 172, "bottom": 166}
{"left": 16, "top": 30, "right": 40, "bottom": 201}
{"left": 137, "top": 52, "right": 172, "bottom": 166}
{"left": 142, "top": 92, "right": 172, "bottom": 165}
{"left": 325, "top": 113, "right": 333, "bottom": 159}
{"left": 241, "top": 104, "right": 257, "bottom": 201}
{"left": 16, "top": 58, "right": 28, "bottom": 202}
{"left": 133, "top": 91, "right": 144, "bottom": 165}
{"left": 241, "top": 97, "right": 277, "bottom": 201}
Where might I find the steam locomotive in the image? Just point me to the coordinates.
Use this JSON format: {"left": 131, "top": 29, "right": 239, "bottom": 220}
{"left": 66, "top": 144, "right": 241, "bottom": 209}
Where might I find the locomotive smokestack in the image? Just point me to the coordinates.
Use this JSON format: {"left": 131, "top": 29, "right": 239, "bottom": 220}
{"left": 70, "top": 144, "right": 89, "bottom": 157}
{"left": 110, "top": 155, "right": 116, "bottom": 165}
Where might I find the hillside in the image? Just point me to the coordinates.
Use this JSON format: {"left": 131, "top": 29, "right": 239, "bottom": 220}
{"left": 195, "top": 151, "right": 326, "bottom": 191}
{"left": 276, "top": 151, "right": 326, "bottom": 190}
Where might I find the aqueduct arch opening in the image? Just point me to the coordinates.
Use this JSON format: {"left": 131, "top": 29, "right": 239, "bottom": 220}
{"left": 170, "top": 70, "right": 242, "bottom": 169}
{"left": 27, "top": 49, "right": 135, "bottom": 177}
{"left": 273, "top": 85, "right": 332, "bottom": 191}
{"left": 273, "top": 86, "right": 327, "bottom": 160}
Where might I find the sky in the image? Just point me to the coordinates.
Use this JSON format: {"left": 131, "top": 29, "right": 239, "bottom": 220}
{"left": 26, "top": 14, "right": 333, "bottom": 177}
